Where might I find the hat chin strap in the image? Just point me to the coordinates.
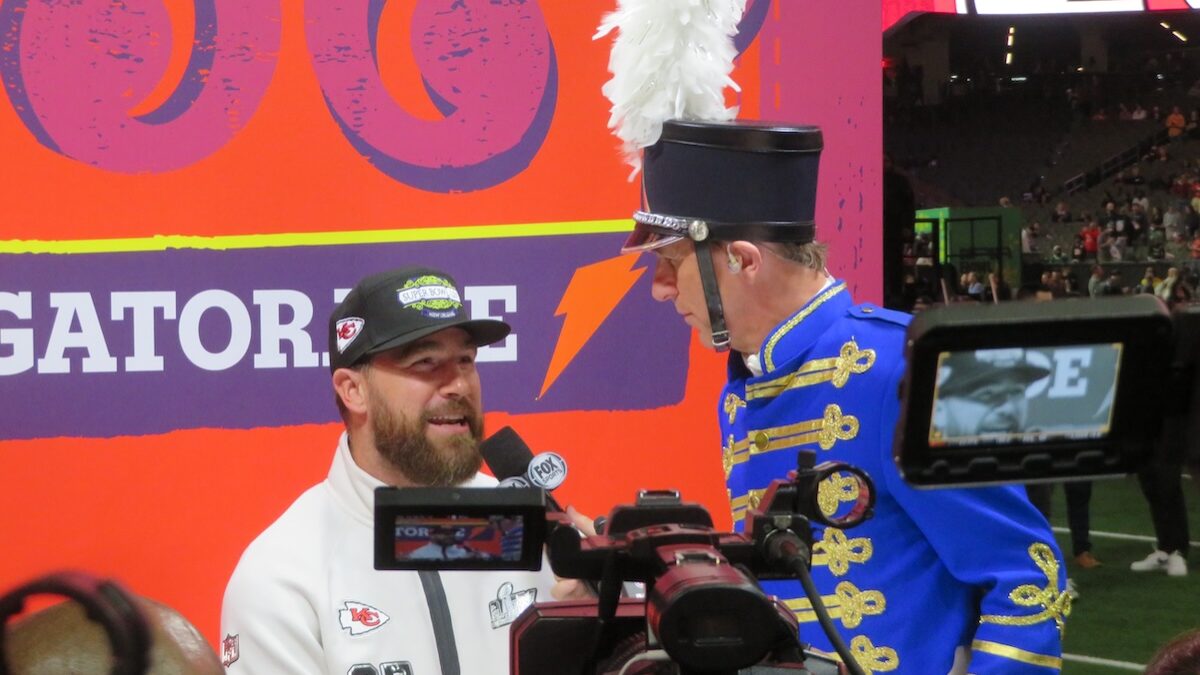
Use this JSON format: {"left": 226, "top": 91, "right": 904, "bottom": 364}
{"left": 693, "top": 240, "right": 731, "bottom": 352}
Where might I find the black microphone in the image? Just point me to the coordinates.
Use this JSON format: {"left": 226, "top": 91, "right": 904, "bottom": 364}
{"left": 482, "top": 426, "right": 604, "bottom": 596}
{"left": 480, "top": 426, "right": 568, "bottom": 513}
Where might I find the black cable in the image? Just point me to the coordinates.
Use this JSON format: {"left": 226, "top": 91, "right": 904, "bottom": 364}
{"left": 790, "top": 559, "right": 866, "bottom": 675}
{"left": 763, "top": 530, "right": 865, "bottom": 675}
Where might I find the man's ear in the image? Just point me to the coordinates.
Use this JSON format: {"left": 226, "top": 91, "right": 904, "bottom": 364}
{"left": 726, "top": 240, "right": 763, "bottom": 275}
{"left": 332, "top": 368, "right": 369, "bottom": 415}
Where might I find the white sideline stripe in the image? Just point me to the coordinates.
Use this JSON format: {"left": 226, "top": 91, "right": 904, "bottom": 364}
{"left": 1052, "top": 526, "right": 1200, "bottom": 547}
{"left": 1062, "top": 653, "right": 1144, "bottom": 671}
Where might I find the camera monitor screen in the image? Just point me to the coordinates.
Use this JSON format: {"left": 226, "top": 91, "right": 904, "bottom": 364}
{"left": 393, "top": 515, "right": 528, "bottom": 562}
{"left": 930, "top": 344, "right": 1122, "bottom": 448}
{"left": 895, "top": 295, "right": 1175, "bottom": 487}
{"left": 374, "top": 487, "right": 547, "bottom": 571}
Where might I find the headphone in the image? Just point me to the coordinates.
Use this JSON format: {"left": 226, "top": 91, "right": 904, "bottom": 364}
{"left": 725, "top": 247, "right": 742, "bottom": 273}
{"left": 0, "top": 571, "right": 151, "bottom": 675}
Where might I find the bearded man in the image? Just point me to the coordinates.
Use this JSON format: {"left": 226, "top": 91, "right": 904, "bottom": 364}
{"left": 221, "top": 266, "right": 559, "bottom": 675}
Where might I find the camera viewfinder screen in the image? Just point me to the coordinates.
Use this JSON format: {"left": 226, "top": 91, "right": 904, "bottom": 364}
{"left": 929, "top": 343, "right": 1122, "bottom": 448}
{"left": 393, "top": 515, "right": 526, "bottom": 562}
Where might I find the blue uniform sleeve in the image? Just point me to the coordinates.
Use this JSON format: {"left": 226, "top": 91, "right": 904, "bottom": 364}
{"left": 876, "top": 359, "right": 1068, "bottom": 674}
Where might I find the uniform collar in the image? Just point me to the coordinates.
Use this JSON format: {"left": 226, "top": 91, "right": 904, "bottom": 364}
{"left": 753, "top": 280, "right": 850, "bottom": 375}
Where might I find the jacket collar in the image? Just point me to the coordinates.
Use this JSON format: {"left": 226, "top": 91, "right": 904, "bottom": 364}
{"left": 751, "top": 281, "right": 850, "bottom": 375}
{"left": 327, "top": 431, "right": 496, "bottom": 525}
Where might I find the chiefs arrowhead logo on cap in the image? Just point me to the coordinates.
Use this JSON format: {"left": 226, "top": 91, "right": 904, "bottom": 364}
{"left": 335, "top": 317, "right": 365, "bottom": 353}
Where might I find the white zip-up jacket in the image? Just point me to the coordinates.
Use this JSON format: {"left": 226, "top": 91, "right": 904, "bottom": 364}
{"left": 220, "top": 433, "right": 558, "bottom": 675}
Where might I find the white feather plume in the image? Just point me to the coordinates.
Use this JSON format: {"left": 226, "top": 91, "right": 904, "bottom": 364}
{"left": 595, "top": 0, "right": 747, "bottom": 176}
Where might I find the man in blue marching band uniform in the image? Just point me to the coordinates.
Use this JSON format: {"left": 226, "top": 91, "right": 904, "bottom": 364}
{"left": 617, "top": 118, "right": 1070, "bottom": 674}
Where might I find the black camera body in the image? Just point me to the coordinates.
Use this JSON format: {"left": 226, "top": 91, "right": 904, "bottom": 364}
{"left": 897, "top": 295, "right": 1200, "bottom": 486}
{"left": 510, "top": 456, "right": 872, "bottom": 675}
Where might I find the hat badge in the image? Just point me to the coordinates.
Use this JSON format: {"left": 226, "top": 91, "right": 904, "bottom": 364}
{"left": 335, "top": 317, "right": 365, "bottom": 353}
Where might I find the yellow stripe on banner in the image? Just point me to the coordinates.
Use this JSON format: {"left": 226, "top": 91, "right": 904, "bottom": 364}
{"left": 0, "top": 219, "right": 636, "bottom": 255}
{"left": 971, "top": 640, "right": 1063, "bottom": 670}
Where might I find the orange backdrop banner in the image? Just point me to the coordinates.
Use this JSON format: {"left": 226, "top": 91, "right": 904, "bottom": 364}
{"left": 0, "top": 0, "right": 882, "bottom": 647}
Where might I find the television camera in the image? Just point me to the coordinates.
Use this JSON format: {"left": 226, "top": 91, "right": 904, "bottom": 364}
{"left": 375, "top": 452, "right": 873, "bottom": 674}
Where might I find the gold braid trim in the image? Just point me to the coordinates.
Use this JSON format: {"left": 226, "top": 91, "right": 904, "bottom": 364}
{"left": 747, "top": 339, "right": 876, "bottom": 400}
{"left": 762, "top": 282, "right": 847, "bottom": 372}
{"left": 971, "top": 640, "right": 1063, "bottom": 670}
{"left": 724, "top": 404, "right": 860, "bottom": 476}
{"left": 979, "top": 543, "right": 1072, "bottom": 636}
{"left": 783, "top": 581, "right": 886, "bottom": 629}
{"left": 723, "top": 392, "right": 746, "bottom": 424}
{"left": 812, "top": 527, "right": 873, "bottom": 576}
{"left": 850, "top": 635, "right": 899, "bottom": 674}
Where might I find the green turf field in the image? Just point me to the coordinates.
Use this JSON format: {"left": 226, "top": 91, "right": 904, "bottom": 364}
{"left": 1046, "top": 475, "right": 1200, "bottom": 673}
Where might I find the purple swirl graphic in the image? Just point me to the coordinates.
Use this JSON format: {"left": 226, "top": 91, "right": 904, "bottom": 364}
{"left": 736, "top": 0, "right": 771, "bottom": 54}
{"left": 306, "top": 0, "right": 558, "bottom": 193}
{"left": 0, "top": 0, "right": 280, "bottom": 173}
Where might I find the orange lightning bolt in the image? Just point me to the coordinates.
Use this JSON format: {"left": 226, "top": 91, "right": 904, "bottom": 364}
{"left": 538, "top": 255, "right": 647, "bottom": 399}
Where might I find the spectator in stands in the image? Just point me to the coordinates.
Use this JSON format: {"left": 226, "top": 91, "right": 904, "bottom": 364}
{"left": 1190, "top": 108, "right": 1200, "bottom": 139}
{"left": 1061, "top": 267, "right": 1082, "bottom": 296}
{"left": 1118, "top": 103, "right": 1132, "bottom": 121}
{"left": 1168, "top": 232, "right": 1193, "bottom": 263}
{"left": 1020, "top": 221, "right": 1040, "bottom": 254}
{"left": 1150, "top": 238, "right": 1167, "bottom": 262}
{"left": 1136, "top": 267, "right": 1161, "bottom": 294}
{"left": 1048, "top": 245, "right": 1070, "bottom": 264}
{"left": 1050, "top": 201, "right": 1073, "bottom": 223}
{"left": 1184, "top": 204, "right": 1200, "bottom": 238}
{"left": 998, "top": 195, "right": 1014, "bottom": 208}
{"left": 1133, "top": 191, "right": 1150, "bottom": 213}
{"left": 1046, "top": 270, "right": 1066, "bottom": 298}
{"left": 1088, "top": 265, "right": 1107, "bottom": 297}
{"left": 1070, "top": 236, "right": 1086, "bottom": 262}
{"left": 1191, "top": 232, "right": 1200, "bottom": 269}
{"left": 1155, "top": 267, "right": 1183, "bottom": 304}
{"left": 965, "top": 271, "right": 985, "bottom": 300}
{"left": 1129, "top": 203, "right": 1148, "bottom": 243}
{"left": 1166, "top": 105, "right": 1187, "bottom": 141}
{"left": 1131, "top": 103, "right": 1148, "bottom": 121}
{"left": 1081, "top": 220, "right": 1101, "bottom": 259}
{"left": 1164, "top": 205, "right": 1183, "bottom": 238}
{"left": 1098, "top": 227, "right": 1118, "bottom": 261}
{"left": 1105, "top": 271, "right": 1125, "bottom": 295}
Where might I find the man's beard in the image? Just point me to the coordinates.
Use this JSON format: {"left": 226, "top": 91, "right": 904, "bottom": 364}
{"left": 370, "top": 398, "right": 484, "bottom": 487}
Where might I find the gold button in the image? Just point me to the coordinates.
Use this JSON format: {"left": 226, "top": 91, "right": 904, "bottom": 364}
{"left": 752, "top": 431, "right": 771, "bottom": 452}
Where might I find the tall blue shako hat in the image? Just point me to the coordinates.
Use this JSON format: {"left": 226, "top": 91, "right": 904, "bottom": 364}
{"left": 597, "top": 0, "right": 824, "bottom": 351}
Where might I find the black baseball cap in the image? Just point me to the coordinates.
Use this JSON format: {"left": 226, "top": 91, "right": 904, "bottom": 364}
{"left": 937, "top": 349, "right": 1051, "bottom": 398}
{"left": 328, "top": 266, "right": 510, "bottom": 371}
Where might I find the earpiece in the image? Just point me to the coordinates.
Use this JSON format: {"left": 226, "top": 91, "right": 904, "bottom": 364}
{"left": 726, "top": 248, "right": 742, "bottom": 273}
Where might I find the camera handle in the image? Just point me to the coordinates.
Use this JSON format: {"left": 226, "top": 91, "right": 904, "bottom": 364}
{"left": 580, "top": 549, "right": 625, "bottom": 675}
